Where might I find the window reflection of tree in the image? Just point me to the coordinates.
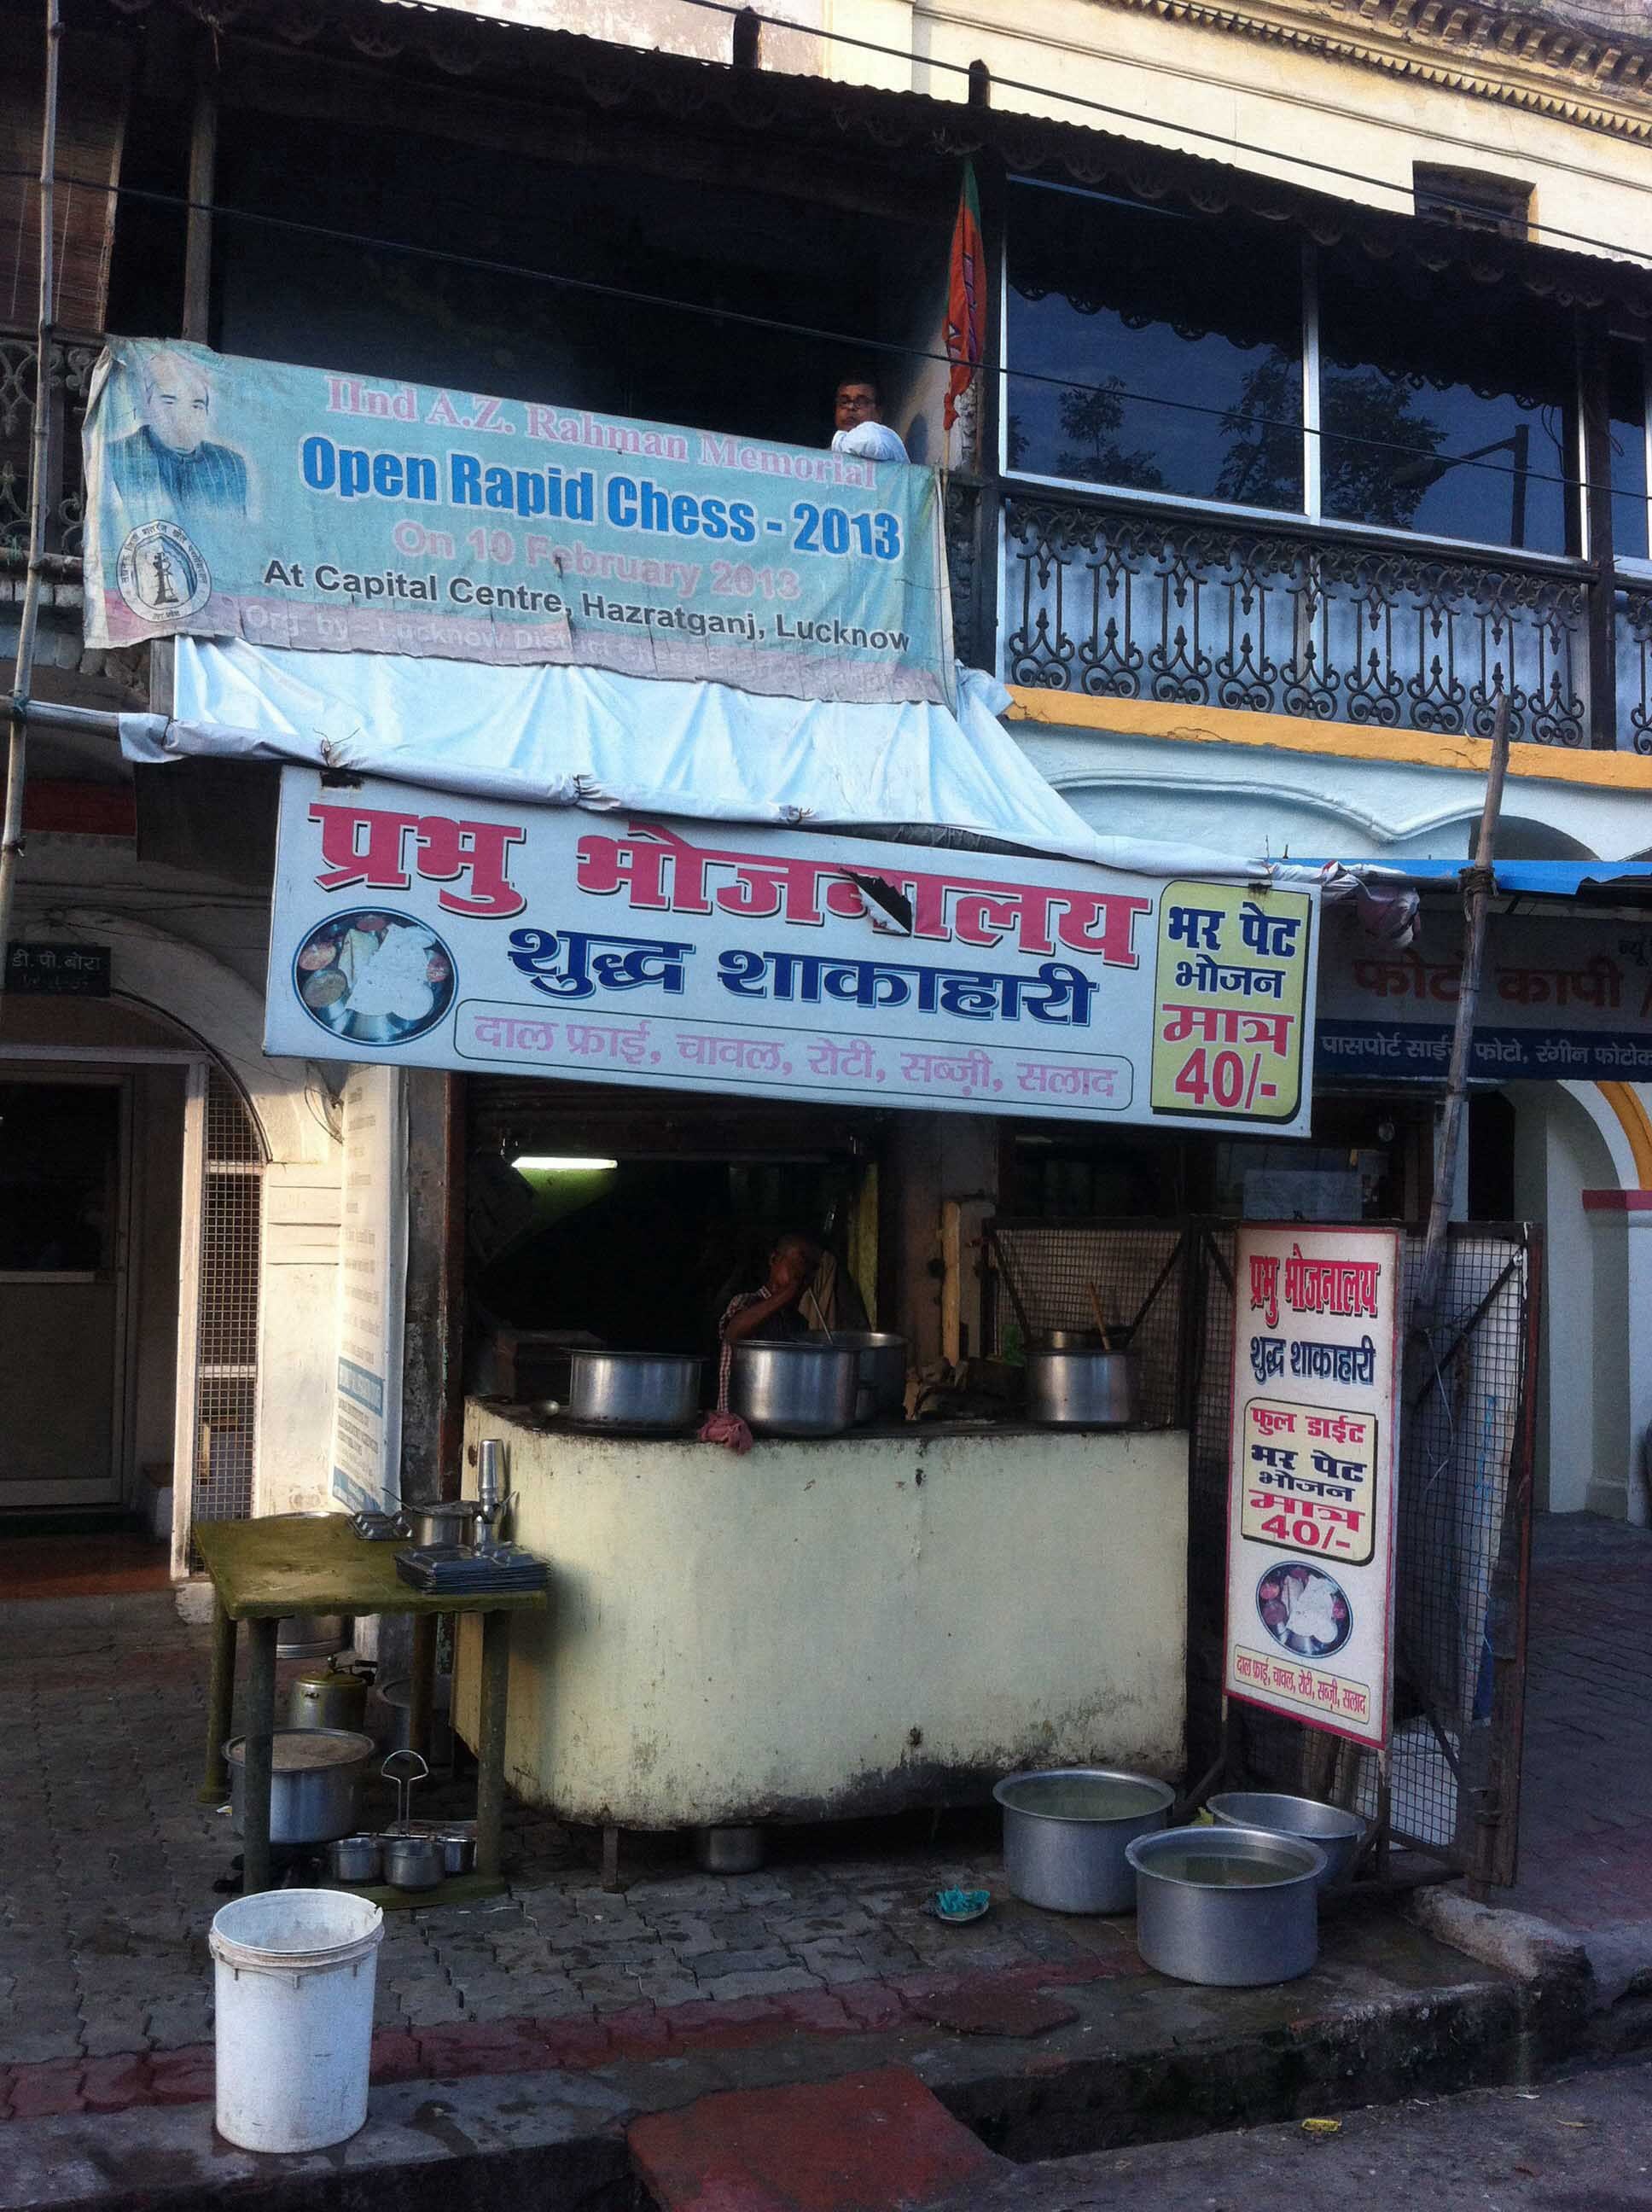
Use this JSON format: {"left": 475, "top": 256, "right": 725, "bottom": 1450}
{"left": 1215, "top": 356, "right": 1447, "bottom": 527}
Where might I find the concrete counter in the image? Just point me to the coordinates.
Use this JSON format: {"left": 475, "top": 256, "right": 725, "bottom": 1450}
{"left": 453, "top": 1399, "right": 1188, "bottom": 1829}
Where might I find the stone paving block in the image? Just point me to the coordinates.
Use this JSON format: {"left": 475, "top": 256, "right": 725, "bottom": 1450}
{"left": 700, "top": 1966, "right": 823, "bottom": 2003}
{"left": 6, "top": 2058, "right": 84, "bottom": 2120}
{"left": 687, "top": 1946, "right": 795, "bottom": 1980}
{"left": 141, "top": 2001, "right": 213, "bottom": 2050}
{"left": 1, "top": 2029, "right": 84, "bottom": 2066}
{"left": 79, "top": 2057, "right": 152, "bottom": 2113}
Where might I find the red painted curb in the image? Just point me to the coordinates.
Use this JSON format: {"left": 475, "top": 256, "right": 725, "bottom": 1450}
{"left": 0, "top": 1950, "right": 1144, "bottom": 2123}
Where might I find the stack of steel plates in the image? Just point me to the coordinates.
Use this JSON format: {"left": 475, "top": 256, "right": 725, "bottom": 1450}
{"left": 393, "top": 1544, "right": 550, "bottom": 1594}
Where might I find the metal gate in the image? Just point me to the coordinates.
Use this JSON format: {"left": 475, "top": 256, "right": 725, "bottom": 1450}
{"left": 170, "top": 1064, "right": 266, "bottom": 1577}
{"left": 989, "top": 1216, "right": 1539, "bottom": 1887}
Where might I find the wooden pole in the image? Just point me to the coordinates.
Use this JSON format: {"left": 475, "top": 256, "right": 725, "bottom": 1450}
{"left": 0, "top": 0, "right": 63, "bottom": 1002}
{"left": 1411, "top": 691, "right": 1513, "bottom": 1336}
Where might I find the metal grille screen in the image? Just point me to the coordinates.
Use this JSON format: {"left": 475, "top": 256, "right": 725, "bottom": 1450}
{"left": 188, "top": 1068, "right": 264, "bottom": 1547}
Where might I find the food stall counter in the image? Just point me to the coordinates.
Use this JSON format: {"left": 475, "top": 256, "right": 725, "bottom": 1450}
{"left": 451, "top": 1398, "right": 1188, "bottom": 1830}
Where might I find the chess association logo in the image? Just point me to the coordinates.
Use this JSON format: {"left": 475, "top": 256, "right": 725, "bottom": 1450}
{"left": 115, "top": 521, "right": 212, "bottom": 621}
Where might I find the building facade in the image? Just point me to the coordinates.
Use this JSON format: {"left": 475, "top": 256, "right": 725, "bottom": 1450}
{"left": 4, "top": 0, "right": 1652, "bottom": 1555}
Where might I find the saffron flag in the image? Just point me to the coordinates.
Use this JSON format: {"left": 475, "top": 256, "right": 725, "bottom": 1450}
{"left": 944, "top": 162, "right": 986, "bottom": 434}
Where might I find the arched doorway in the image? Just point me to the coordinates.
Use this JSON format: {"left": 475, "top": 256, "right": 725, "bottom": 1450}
{"left": 0, "top": 990, "right": 266, "bottom": 1561}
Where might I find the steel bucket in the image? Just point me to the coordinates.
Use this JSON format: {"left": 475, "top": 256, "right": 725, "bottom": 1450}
{"left": 1026, "top": 1349, "right": 1137, "bottom": 1428}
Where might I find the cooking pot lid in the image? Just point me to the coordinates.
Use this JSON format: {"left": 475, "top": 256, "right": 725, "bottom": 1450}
{"left": 228, "top": 1729, "right": 375, "bottom": 1770}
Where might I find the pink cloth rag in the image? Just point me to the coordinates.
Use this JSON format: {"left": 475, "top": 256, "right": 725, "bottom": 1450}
{"left": 698, "top": 1410, "right": 753, "bottom": 1454}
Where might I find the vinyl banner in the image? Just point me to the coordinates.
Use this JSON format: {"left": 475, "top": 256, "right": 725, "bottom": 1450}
{"left": 83, "top": 340, "right": 951, "bottom": 704}
{"left": 265, "top": 769, "right": 1318, "bottom": 1132}
{"left": 1224, "top": 1224, "right": 1401, "bottom": 1751}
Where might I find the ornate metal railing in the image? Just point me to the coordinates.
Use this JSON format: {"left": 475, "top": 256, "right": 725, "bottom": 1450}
{"left": 1, "top": 330, "right": 99, "bottom": 562}
{"left": 1000, "top": 489, "right": 1594, "bottom": 748}
{"left": 1615, "top": 588, "right": 1652, "bottom": 756}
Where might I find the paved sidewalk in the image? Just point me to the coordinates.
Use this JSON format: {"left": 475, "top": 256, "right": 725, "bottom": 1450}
{"left": 1507, "top": 1511, "right": 1652, "bottom": 1936}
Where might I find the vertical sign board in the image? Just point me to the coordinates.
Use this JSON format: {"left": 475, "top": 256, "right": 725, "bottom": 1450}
{"left": 1225, "top": 1225, "right": 1401, "bottom": 1749}
{"left": 329, "top": 1067, "right": 407, "bottom": 1513}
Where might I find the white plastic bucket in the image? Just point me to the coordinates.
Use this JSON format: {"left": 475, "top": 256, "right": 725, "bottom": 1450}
{"left": 209, "top": 1889, "right": 384, "bottom": 2151}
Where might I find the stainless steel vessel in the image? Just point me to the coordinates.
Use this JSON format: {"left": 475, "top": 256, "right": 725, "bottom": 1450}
{"left": 806, "top": 1332, "right": 906, "bottom": 1424}
{"left": 287, "top": 1661, "right": 371, "bottom": 1733}
{"left": 1026, "top": 1348, "right": 1137, "bottom": 1428}
{"left": 566, "top": 1348, "right": 704, "bottom": 1433}
{"left": 381, "top": 1831, "right": 444, "bottom": 1890}
{"left": 694, "top": 1825, "right": 765, "bottom": 1874}
{"left": 408, "top": 1501, "right": 481, "bottom": 1549}
{"left": 1126, "top": 1825, "right": 1325, "bottom": 1985}
{"left": 375, "top": 1674, "right": 455, "bottom": 1767}
{"left": 327, "top": 1833, "right": 384, "bottom": 1883}
{"left": 994, "top": 1768, "right": 1175, "bottom": 1914}
{"left": 730, "top": 1341, "right": 859, "bottom": 1438}
{"left": 1207, "top": 1792, "right": 1366, "bottom": 1889}
{"left": 225, "top": 1728, "right": 375, "bottom": 1845}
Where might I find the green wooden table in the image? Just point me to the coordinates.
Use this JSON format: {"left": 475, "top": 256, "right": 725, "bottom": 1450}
{"left": 194, "top": 1516, "right": 546, "bottom": 1895}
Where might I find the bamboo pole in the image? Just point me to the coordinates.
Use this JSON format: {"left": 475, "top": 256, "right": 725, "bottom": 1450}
{"left": 1411, "top": 690, "right": 1513, "bottom": 1337}
{"left": 0, "top": 0, "right": 64, "bottom": 1001}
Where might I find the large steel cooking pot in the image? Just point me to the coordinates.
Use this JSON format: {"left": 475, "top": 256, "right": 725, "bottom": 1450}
{"left": 994, "top": 1767, "right": 1175, "bottom": 1914}
{"left": 567, "top": 1348, "right": 704, "bottom": 1433}
{"left": 1126, "top": 1825, "right": 1325, "bottom": 1985}
{"left": 224, "top": 1728, "right": 375, "bottom": 1845}
{"left": 1026, "top": 1348, "right": 1137, "bottom": 1428}
{"left": 730, "top": 1341, "right": 859, "bottom": 1438}
{"left": 1207, "top": 1791, "right": 1366, "bottom": 1889}
{"left": 805, "top": 1332, "right": 906, "bottom": 1424}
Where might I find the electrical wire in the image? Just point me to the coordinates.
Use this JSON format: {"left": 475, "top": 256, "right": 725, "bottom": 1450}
{"left": 0, "top": 160, "right": 1601, "bottom": 497}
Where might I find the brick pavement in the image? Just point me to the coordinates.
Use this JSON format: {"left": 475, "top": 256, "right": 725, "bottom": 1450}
{"left": 1506, "top": 1511, "right": 1652, "bottom": 1934}
{"left": 0, "top": 1583, "right": 1139, "bottom": 2098}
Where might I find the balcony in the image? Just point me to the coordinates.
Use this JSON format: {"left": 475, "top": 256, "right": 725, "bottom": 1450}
{"left": 939, "top": 476, "right": 1652, "bottom": 754}
{"left": 1, "top": 330, "right": 98, "bottom": 568}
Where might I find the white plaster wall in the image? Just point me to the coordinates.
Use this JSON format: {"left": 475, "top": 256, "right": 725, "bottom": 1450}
{"left": 1017, "top": 725, "right": 1652, "bottom": 868}
{"left": 454, "top": 1406, "right": 1189, "bottom": 1825}
{"left": 1509, "top": 1082, "right": 1620, "bottom": 1516}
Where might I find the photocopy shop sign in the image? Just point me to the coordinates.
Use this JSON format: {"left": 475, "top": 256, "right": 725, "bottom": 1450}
{"left": 81, "top": 340, "right": 950, "bottom": 704}
{"left": 265, "top": 770, "right": 1318, "bottom": 1131}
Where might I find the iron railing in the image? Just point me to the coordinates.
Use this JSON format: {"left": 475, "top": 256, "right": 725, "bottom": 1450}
{"left": 0, "top": 329, "right": 98, "bottom": 564}
{"left": 998, "top": 486, "right": 1597, "bottom": 746}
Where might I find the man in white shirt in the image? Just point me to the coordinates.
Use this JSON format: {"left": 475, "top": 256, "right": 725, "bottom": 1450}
{"left": 831, "top": 375, "right": 909, "bottom": 463}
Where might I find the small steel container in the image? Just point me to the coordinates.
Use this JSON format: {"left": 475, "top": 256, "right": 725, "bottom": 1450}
{"left": 381, "top": 1831, "right": 444, "bottom": 1891}
{"left": 288, "top": 1662, "right": 370, "bottom": 1734}
{"left": 1126, "top": 1825, "right": 1325, "bottom": 1986}
{"left": 437, "top": 1826, "right": 477, "bottom": 1876}
{"left": 694, "top": 1825, "right": 765, "bottom": 1875}
{"left": 994, "top": 1768, "right": 1175, "bottom": 1915}
{"left": 408, "top": 1502, "right": 482, "bottom": 1550}
{"left": 328, "top": 1832, "right": 384, "bottom": 1883}
{"left": 1207, "top": 1792, "right": 1367, "bottom": 1889}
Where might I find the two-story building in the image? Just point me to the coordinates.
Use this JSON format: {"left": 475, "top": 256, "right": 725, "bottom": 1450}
{"left": 5, "top": 0, "right": 1652, "bottom": 1583}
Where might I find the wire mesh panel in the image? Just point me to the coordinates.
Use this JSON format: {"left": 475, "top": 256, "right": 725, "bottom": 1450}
{"left": 986, "top": 1219, "right": 1189, "bottom": 1429}
{"left": 186, "top": 1068, "right": 265, "bottom": 1550}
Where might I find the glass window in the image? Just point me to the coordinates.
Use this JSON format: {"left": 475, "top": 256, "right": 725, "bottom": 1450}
{"left": 1608, "top": 339, "right": 1649, "bottom": 566}
{"left": 1317, "top": 255, "right": 1574, "bottom": 555}
{"left": 1004, "top": 182, "right": 1304, "bottom": 509}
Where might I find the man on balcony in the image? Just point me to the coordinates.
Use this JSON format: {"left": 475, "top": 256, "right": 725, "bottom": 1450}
{"left": 832, "top": 375, "right": 908, "bottom": 463}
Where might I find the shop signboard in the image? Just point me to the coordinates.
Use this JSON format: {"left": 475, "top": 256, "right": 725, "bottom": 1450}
{"left": 1224, "top": 1223, "right": 1400, "bottom": 1750}
{"left": 82, "top": 339, "right": 951, "bottom": 706}
{"left": 5, "top": 942, "right": 110, "bottom": 996}
{"left": 1316, "top": 915, "right": 1652, "bottom": 1082}
{"left": 265, "top": 769, "right": 1320, "bottom": 1132}
{"left": 328, "top": 1066, "right": 407, "bottom": 1514}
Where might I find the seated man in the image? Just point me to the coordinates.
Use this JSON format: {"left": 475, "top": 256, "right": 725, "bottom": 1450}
{"left": 831, "top": 375, "right": 909, "bottom": 463}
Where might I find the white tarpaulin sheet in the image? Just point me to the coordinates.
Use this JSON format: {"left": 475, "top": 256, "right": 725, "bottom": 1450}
{"left": 119, "top": 638, "right": 1265, "bottom": 882}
